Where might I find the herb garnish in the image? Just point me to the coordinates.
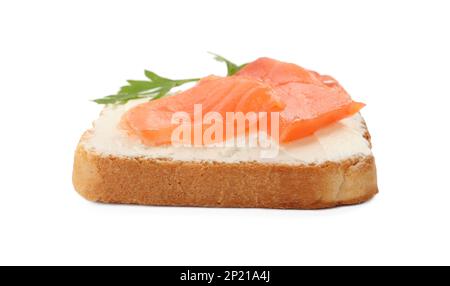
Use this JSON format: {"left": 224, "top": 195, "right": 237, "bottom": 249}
{"left": 93, "top": 71, "right": 199, "bottom": 105}
{"left": 209, "top": 52, "right": 247, "bottom": 76}
{"left": 93, "top": 53, "right": 245, "bottom": 105}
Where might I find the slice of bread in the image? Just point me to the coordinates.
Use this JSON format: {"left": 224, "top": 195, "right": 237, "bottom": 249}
{"left": 73, "top": 101, "right": 378, "bottom": 209}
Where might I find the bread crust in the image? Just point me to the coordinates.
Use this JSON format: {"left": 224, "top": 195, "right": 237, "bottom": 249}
{"left": 73, "top": 140, "right": 378, "bottom": 209}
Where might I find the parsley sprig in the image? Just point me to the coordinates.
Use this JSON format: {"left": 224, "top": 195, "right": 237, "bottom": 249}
{"left": 93, "top": 70, "right": 199, "bottom": 104}
{"left": 208, "top": 52, "right": 247, "bottom": 76}
{"left": 94, "top": 53, "right": 245, "bottom": 105}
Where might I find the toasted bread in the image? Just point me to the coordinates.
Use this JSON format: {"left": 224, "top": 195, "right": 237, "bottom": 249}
{"left": 73, "top": 101, "right": 377, "bottom": 209}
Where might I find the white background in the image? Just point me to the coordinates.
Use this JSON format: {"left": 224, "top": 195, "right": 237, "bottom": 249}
{"left": 1, "top": 0, "right": 449, "bottom": 266}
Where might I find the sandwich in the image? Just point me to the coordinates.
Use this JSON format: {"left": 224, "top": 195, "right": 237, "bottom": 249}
{"left": 73, "top": 55, "right": 378, "bottom": 209}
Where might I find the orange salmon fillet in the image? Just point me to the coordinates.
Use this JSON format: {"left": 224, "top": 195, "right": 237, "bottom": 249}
{"left": 237, "top": 58, "right": 364, "bottom": 142}
{"left": 121, "top": 75, "right": 284, "bottom": 146}
{"left": 121, "top": 57, "right": 364, "bottom": 145}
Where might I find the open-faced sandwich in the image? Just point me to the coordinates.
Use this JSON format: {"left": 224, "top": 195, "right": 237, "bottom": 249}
{"left": 73, "top": 55, "right": 377, "bottom": 209}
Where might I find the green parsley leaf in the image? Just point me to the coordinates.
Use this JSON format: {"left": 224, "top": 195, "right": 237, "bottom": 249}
{"left": 93, "top": 53, "right": 246, "bottom": 105}
{"left": 93, "top": 70, "right": 199, "bottom": 105}
{"left": 209, "top": 52, "right": 247, "bottom": 76}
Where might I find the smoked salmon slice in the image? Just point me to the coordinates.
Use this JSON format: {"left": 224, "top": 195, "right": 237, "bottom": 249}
{"left": 237, "top": 57, "right": 365, "bottom": 142}
{"left": 121, "top": 75, "right": 284, "bottom": 146}
{"left": 121, "top": 57, "right": 364, "bottom": 146}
